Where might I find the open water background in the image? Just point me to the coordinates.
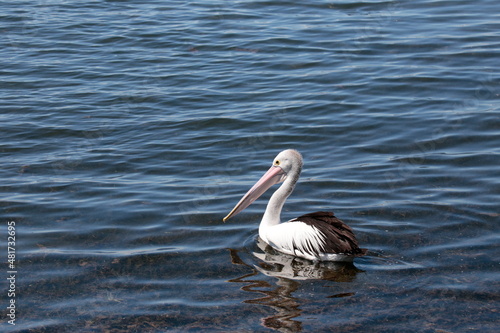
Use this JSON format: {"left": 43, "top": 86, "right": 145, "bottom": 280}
{"left": 1, "top": 0, "right": 499, "bottom": 332}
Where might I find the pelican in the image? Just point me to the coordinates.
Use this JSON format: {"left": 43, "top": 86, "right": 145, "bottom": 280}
{"left": 224, "top": 149, "right": 366, "bottom": 262}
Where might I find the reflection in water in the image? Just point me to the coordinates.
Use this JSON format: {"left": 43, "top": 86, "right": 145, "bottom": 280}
{"left": 228, "top": 238, "right": 363, "bottom": 332}
{"left": 252, "top": 238, "right": 363, "bottom": 281}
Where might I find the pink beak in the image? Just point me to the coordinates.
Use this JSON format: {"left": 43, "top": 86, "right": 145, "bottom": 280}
{"left": 223, "top": 165, "right": 286, "bottom": 221}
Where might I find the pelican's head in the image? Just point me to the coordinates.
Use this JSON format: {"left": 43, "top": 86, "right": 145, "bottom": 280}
{"left": 272, "top": 149, "right": 303, "bottom": 177}
{"left": 223, "top": 149, "right": 303, "bottom": 222}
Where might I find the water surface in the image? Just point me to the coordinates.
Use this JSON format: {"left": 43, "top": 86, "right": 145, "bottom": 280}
{"left": 1, "top": 0, "right": 499, "bottom": 332}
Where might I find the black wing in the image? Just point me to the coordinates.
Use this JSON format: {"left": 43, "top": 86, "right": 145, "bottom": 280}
{"left": 290, "top": 211, "right": 367, "bottom": 256}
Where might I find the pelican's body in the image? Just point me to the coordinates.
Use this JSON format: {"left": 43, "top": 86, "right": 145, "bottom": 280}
{"left": 224, "top": 149, "right": 366, "bottom": 262}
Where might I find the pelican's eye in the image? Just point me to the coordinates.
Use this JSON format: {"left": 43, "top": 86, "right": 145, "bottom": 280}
{"left": 274, "top": 160, "right": 280, "bottom": 166}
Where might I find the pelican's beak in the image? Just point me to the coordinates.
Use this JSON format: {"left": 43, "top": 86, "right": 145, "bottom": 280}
{"left": 223, "top": 165, "right": 286, "bottom": 221}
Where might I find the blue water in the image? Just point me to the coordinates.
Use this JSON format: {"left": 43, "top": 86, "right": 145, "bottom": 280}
{"left": 2, "top": 0, "right": 499, "bottom": 332}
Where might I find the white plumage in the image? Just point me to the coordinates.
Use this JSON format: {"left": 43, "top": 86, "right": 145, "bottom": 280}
{"left": 260, "top": 222, "right": 326, "bottom": 259}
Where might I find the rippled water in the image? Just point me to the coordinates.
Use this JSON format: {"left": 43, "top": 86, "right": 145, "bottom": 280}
{"left": 2, "top": 0, "right": 499, "bottom": 332}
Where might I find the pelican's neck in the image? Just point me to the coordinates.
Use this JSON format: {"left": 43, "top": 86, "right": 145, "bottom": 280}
{"left": 259, "top": 169, "right": 300, "bottom": 231}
